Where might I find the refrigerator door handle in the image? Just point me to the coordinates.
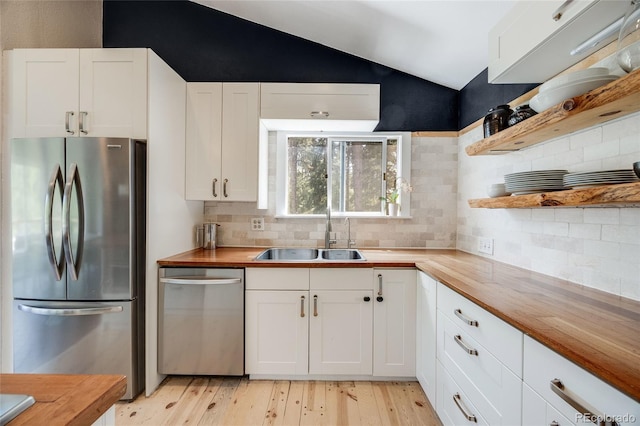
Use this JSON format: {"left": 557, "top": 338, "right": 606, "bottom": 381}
{"left": 45, "top": 164, "right": 65, "bottom": 281}
{"left": 18, "top": 304, "right": 124, "bottom": 316}
{"left": 62, "top": 163, "right": 85, "bottom": 281}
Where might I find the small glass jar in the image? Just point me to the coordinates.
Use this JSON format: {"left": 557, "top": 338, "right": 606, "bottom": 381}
{"left": 483, "top": 105, "right": 512, "bottom": 138}
{"left": 507, "top": 104, "right": 537, "bottom": 127}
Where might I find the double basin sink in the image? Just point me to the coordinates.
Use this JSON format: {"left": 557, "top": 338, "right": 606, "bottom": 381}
{"left": 255, "top": 248, "right": 366, "bottom": 262}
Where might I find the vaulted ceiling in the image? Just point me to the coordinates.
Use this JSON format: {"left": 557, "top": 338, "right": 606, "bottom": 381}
{"left": 192, "top": 0, "right": 517, "bottom": 90}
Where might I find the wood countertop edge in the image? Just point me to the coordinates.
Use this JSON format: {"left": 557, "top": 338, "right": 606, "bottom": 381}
{"left": 2, "top": 374, "right": 127, "bottom": 425}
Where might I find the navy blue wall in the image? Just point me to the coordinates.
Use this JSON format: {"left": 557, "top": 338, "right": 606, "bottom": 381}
{"left": 103, "top": 0, "right": 535, "bottom": 131}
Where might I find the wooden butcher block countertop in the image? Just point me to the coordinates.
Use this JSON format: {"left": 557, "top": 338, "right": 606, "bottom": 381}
{"left": 0, "top": 374, "right": 126, "bottom": 425}
{"left": 158, "top": 247, "right": 640, "bottom": 402}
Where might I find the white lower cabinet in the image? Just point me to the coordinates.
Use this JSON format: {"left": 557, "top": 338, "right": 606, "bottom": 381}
{"left": 416, "top": 271, "right": 437, "bottom": 404}
{"left": 437, "top": 360, "right": 489, "bottom": 425}
{"left": 435, "top": 281, "right": 523, "bottom": 425}
{"left": 523, "top": 335, "right": 640, "bottom": 426}
{"left": 372, "top": 269, "right": 416, "bottom": 377}
{"left": 245, "top": 290, "right": 309, "bottom": 375}
{"left": 246, "top": 267, "right": 378, "bottom": 377}
{"left": 309, "top": 289, "right": 373, "bottom": 375}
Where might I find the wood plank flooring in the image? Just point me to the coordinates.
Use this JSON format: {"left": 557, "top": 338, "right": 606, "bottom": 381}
{"left": 116, "top": 376, "right": 441, "bottom": 425}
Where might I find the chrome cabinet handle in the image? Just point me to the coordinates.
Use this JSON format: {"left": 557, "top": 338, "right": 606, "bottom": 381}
{"left": 452, "top": 393, "right": 477, "bottom": 423}
{"left": 313, "top": 295, "right": 318, "bottom": 317}
{"left": 79, "top": 111, "right": 88, "bottom": 134}
{"left": 550, "top": 379, "right": 616, "bottom": 426}
{"left": 550, "top": 422, "right": 559, "bottom": 426}
{"left": 310, "top": 111, "right": 329, "bottom": 118}
{"left": 45, "top": 165, "right": 65, "bottom": 281}
{"left": 454, "top": 334, "right": 478, "bottom": 356}
{"left": 212, "top": 178, "right": 218, "bottom": 197}
{"left": 223, "top": 178, "right": 229, "bottom": 198}
{"left": 62, "top": 163, "right": 85, "bottom": 281}
{"left": 454, "top": 309, "right": 478, "bottom": 327}
{"left": 552, "top": 0, "right": 574, "bottom": 21}
{"left": 377, "top": 273, "right": 384, "bottom": 302}
{"left": 65, "top": 111, "right": 75, "bottom": 135}
{"left": 300, "top": 295, "right": 306, "bottom": 318}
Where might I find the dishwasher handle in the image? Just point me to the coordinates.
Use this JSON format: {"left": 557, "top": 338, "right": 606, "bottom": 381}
{"left": 160, "top": 277, "right": 242, "bottom": 285}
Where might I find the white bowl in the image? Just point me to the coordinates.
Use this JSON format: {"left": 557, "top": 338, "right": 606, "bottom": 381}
{"left": 539, "top": 67, "right": 611, "bottom": 93}
{"left": 486, "top": 183, "right": 511, "bottom": 198}
{"left": 529, "top": 75, "right": 618, "bottom": 113}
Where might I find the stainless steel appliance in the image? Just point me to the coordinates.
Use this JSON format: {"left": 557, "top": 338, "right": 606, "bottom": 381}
{"left": 11, "top": 137, "right": 146, "bottom": 400}
{"left": 158, "top": 268, "right": 244, "bottom": 375}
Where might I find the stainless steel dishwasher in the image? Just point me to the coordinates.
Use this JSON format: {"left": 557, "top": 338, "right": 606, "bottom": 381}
{"left": 159, "top": 268, "right": 244, "bottom": 375}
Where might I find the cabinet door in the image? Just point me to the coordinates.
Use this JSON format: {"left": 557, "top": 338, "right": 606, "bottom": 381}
{"left": 185, "top": 83, "right": 223, "bottom": 201}
{"left": 11, "top": 49, "right": 79, "bottom": 138}
{"left": 78, "top": 49, "right": 147, "bottom": 138}
{"left": 416, "top": 271, "right": 437, "bottom": 403}
{"left": 373, "top": 269, "right": 416, "bottom": 377}
{"left": 245, "top": 290, "right": 309, "bottom": 375}
{"left": 221, "top": 83, "right": 259, "bottom": 201}
{"left": 309, "top": 290, "right": 373, "bottom": 375}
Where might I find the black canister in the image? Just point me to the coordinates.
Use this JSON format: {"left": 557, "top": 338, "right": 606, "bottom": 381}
{"left": 507, "top": 104, "right": 537, "bottom": 127}
{"left": 483, "top": 105, "right": 512, "bottom": 138}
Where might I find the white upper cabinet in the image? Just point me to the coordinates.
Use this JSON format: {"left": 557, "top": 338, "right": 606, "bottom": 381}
{"left": 185, "top": 82, "right": 259, "bottom": 201}
{"left": 11, "top": 48, "right": 147, "bottom": 138}
{"left": 260, "top": 83, "right": 380, "bottom": 131}
{"left": 488, "top": 0, "right": 629, "bottom": 83}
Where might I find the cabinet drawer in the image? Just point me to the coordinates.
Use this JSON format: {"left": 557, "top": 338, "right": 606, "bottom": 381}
{"left": 524, "top": 336, "right": 640, "bottom": 424}
{"left": 437, "top": 311, "right": 522, "bottom": 425}
{"left": 437, "top": 361, "right": 489, "bottom": 426}
{"left": 310, "top": 268, "right": 373, "bottom": 290}
{"left": 246, "top": 268, "right": 309, "bottom": 290}
{"left": 523, "top": 383, "right": 575, "bottom": 426}
{"left": 437, "top": 283, "right": 522, "bottom": 375}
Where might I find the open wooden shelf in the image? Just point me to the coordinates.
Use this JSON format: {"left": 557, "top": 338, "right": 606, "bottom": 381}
{"left": 466, "top": 68, "right": 640, "bottom": 156}
{"left": 468, "top": 182, "right": 640, "bottom": 208}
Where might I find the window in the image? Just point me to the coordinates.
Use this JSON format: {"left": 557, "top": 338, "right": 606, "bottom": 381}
{"left": 276, "top": 132, "right": 411, "bottom": 217}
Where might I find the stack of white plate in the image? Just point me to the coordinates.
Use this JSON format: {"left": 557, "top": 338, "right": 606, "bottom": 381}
{"left": 504, "top": 170, "right": 567, "bottom": 195}
{"left": 529, "top": 67, "right": 619, "bottom": 113}
{"left": 563, "top": 169, "right": 639, "bottom": 188}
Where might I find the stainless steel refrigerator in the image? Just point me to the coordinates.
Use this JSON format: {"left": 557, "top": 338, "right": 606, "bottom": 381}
{"left": 11, "top": 137, "right": 146, "bottom": 400}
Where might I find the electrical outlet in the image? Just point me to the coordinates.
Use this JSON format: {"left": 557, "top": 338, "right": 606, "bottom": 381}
{"left": 251, "top": 217, "right": 264, "bottom": 231}
{"left": 478, "top": 237, "right": 494, "bottom": 255}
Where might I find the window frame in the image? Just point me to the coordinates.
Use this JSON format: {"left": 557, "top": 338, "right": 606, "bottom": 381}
{"left": 276, "top": 131, "right": 412, "bottom": 218}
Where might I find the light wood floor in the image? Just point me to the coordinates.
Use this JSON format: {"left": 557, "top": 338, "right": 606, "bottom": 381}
{"left": 116, "top": 376, "right": 441, "bottom": 426}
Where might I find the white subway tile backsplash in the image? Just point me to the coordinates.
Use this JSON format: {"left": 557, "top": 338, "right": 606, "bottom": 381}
{"left": 458, "top": 112, "right": 640, "bottom": 301}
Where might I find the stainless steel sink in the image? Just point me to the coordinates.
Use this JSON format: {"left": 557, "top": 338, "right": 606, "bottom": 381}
{"left": 254, "top": 248, "right": 320, "bottom": 261}
{"left": 254, "top": 248, "right": 365, "bottom": 261}
{"left": 321, "top": 249, "right": 365, "bottom": 260}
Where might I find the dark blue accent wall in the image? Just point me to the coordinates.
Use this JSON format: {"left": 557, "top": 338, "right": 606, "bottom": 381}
{"left": 103, "top": 0, "right": 534, "bottom": 132}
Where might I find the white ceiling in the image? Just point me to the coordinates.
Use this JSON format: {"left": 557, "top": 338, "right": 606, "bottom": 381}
{"left": 192, "top": 0, "right": 518, "bottom": 90}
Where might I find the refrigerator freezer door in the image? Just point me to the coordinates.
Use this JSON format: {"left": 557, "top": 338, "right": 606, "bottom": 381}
{"left": 12, "top": 299, "right": 142, "bottom": 400}
{"left": 65, "top": 137, "right": 136, "bottom": 300}
{"left": 11, "top": 138, "right": 67, "bottom": 300}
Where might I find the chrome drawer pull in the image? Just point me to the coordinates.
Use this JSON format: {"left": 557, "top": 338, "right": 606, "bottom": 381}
{"left": 454, "top": 335, "right": 478, "bottom": 356}
{"left": 550, "top": 379, "right": 617, "bottom": 426}
{"left": 454, "top": 309, "right": 478, "bottom": 327}
{"left": 453, "top": 393, "right": 477, "bottom": 423}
